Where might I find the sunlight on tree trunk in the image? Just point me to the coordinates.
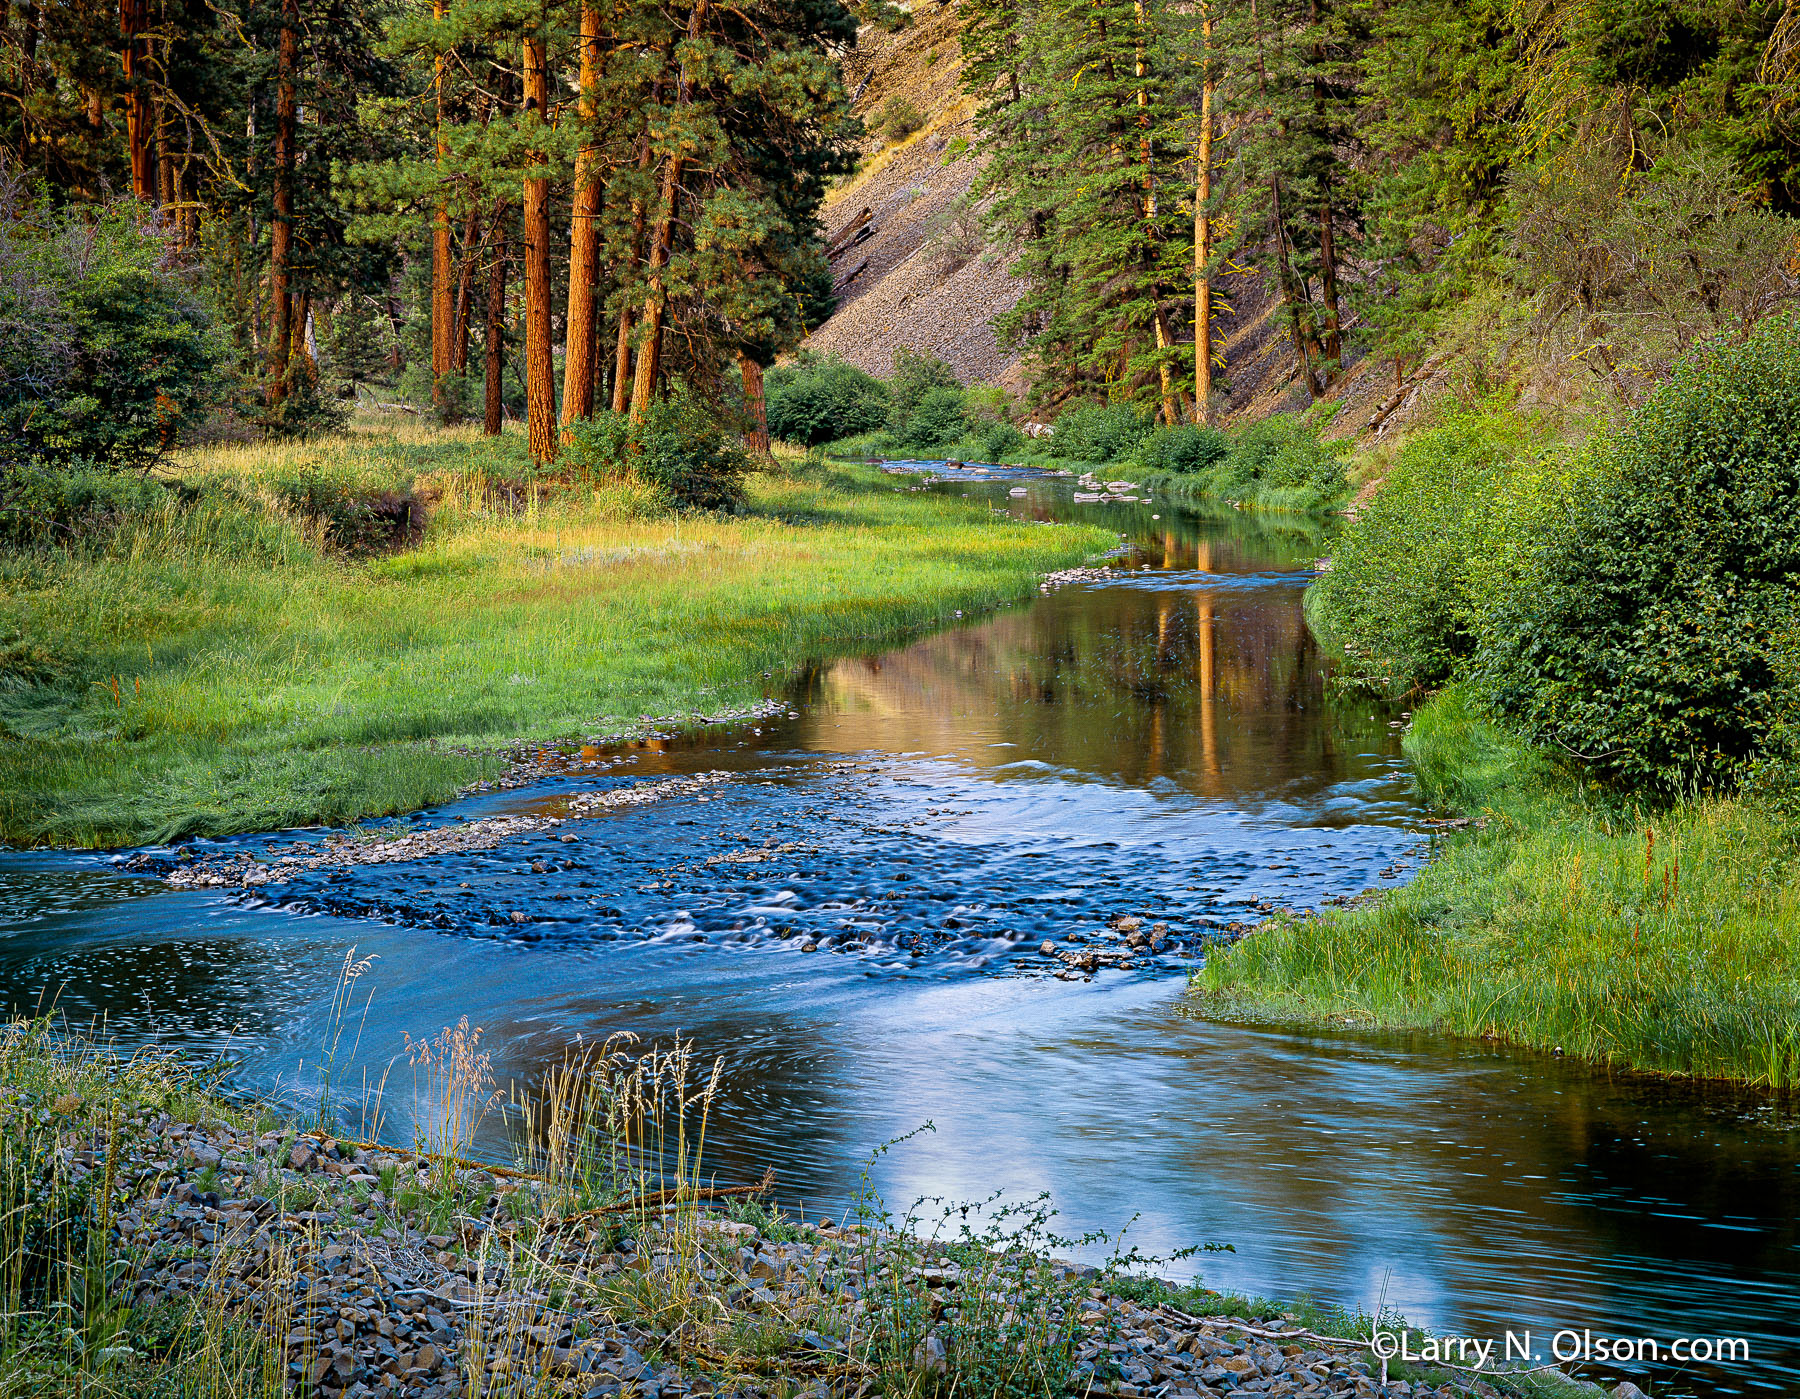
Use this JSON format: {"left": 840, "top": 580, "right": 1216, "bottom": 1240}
{"left": 562, "top": 0, "right": 604, "bottom": 428}
{"left": 523, "top": 31, "right": 556, "bottom": 462}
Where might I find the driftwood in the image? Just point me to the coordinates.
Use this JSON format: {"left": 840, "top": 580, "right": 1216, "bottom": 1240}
{"left": 827, "top": 224, "right": 875, "bottom": 263}
{"left": 825, "top": 206, "right": 873, "bottom": 256}
{"left": 1365, "top": 355, "right": 1447, "bottom": 434}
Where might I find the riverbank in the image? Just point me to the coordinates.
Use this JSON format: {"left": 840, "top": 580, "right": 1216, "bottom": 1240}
{"left": 1192, "top": 685, "right": 1800, "bottom": 1087}
{"left": 0, "top": 428, "right": 1114, "bottom": 849}
{"left": 0, "top": 1018, "right": 1601, "bottom": 1399}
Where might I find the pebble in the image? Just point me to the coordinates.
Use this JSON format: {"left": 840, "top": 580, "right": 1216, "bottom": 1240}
{"left": 13, "top": 1093, "right": 1576, "bottom": 1399}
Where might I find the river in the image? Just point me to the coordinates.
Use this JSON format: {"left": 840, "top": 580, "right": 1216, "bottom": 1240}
{"left": 3, "top": 463, "right": 1797, "bottom": 1396}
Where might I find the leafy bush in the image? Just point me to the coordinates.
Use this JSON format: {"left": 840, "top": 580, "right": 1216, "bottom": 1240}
{"left": 1047, "top": 402, "right": 1154, "bottom": 463}
{"left": 765, "top": 352, "right": 891, "bottom": 446}
{"left": 873, "top": 95, "right": 925, "bottom": 143}
{"left": 1311, "top": 417, "right": 1521, "bottom": 695}
{"left": 1135, "top": 423, "right": 1228, "bottom": 475}
{"left": 268, "top": 468, "right": 422, "bottom": 554}
{"left": 1477, "top": 317, "right": 1800, "bottom": 797}
{"left": 899, "top": 385, "right": 970, "bottom": 453}
{"left": 1222, "top": 415, "right": 1346, "bottom": 495}
{"left": 977, "top": 419, "right": 1026, "bottom": 459}
{"left": 0, "top": 177, "right": 218, "bottom": 469}
{"left": 887, "top": 347, "right": 961, "bottom": 433}
{"left": 565, "top": 390, "right": 750, "bottom": 511}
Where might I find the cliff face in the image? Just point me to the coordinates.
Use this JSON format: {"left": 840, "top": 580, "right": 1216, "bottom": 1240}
{"left": 802, "top": 3, "right": 1031, "bottom": 390}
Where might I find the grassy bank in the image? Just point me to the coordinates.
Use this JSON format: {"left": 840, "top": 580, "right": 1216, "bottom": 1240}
{"left": 0, "top": 1017, "right": 1594, "bottom": 1399}
{"left": 0, "top": 426, "right": 1114, "bottom": 848}
{"left": 1192, "top": 686, "right": 1800, "bottom": 1087}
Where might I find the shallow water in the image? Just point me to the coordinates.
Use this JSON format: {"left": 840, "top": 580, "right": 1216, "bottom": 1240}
{"left": 4, "top": 465, "right": 1797, "bottom": 1395}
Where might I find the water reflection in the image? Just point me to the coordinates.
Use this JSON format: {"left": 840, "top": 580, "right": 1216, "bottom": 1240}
{"left": 1, "top": 471, "right": 1795, "bottom": 1394}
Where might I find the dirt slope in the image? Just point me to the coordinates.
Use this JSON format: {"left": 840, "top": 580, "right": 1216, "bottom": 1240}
{"left": 803, "top": 2, "right": 1030, "bottom": 388}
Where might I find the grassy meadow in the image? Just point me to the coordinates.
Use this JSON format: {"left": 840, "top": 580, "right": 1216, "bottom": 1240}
{"left": 0, "top": 423, "right": 1114, "bottom": 848}
{"left": 1192, "top": 687, "right": 1800, "bottom": 1087}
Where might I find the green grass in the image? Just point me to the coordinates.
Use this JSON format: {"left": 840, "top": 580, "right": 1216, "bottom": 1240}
{"left": 0, "top": 426, "right": 1113, "bottom": 847}
{"left": 1191, "top": 685, "right": 1800, "bottom": 1087}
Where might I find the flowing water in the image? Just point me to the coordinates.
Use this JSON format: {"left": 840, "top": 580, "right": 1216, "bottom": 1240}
{"left": 4, "top": 464, "right": 1798, "bottom": 1395}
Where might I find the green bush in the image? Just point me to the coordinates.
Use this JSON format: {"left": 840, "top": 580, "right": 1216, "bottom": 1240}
{"left": 887, "top": 347, "right": 961, "bottom": 437}
{"left": 1047, "top": 403, "right": 1153, "bottom": 463}
{"left": 873, "top": 95, "right": 925, "bottom": 142}
{"left": 900, "top": 384, "right": 970, "bottom": 453}
{"left": 0, "top": 187, "right": 219, "bottom": 469}
{"left": 1311, "top": 417, "right": 1521, "bottom": 695}
{"left": 765, "top": 352, "right": 891, "bottom": 446}
{"left": 1477, "top": 317, "right": 1800, "bottom": 797}
{"left": 1135, "top": 423, "right": 1228, "bottom": 475}
{"left": 977, "top": 419, "right": 1027, "bottom": 459}
{"left": 1223, "top": 416, "right": 1346, "bottom": 495}
{"left": 268, "top": 468, "right": 421, "bottom": 554}
{"left": 564, "top": 389, "right": 749, "bottom": 511}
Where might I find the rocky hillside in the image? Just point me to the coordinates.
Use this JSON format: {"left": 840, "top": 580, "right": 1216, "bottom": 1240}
{"left": 804, "top": 3, "right": 1032, "bottom": 390}
{"left": 807, "top": 2, "right": 1442, "bottom": 443}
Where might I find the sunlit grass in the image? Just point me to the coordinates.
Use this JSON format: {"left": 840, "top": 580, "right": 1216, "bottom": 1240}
{"left": 0, "top": 431, "right": 1113, "bottom": 847}
{"left": 1192, "top": 686, "right": 1800, "bottom": 1086}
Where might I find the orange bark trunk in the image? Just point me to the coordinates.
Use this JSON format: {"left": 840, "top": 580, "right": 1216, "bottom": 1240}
{"left": 522, "top": 33, "right": 556, "bottom": 462}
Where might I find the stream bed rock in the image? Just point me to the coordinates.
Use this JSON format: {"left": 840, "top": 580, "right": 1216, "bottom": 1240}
{"left": 24, "top": 1096, "right": 1585, "bottom": 1399}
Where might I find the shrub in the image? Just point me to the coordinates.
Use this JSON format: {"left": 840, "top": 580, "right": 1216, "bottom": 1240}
{"left": 977, "top": 419, "right": 1026, "bottom": 459}
{"left": 0, "top": 184, "right": 219, "bottom": 469}
{"left": 899, "top": 384, "right": 970, "bottom": 453}
{"left": 1311, "top": 417, "right": 1521, "bottom": 695}
{"left": 1135, "top": 423, "right": 1228, "bottom": 475}
{"left": 873, "top": 95, "right": 925, "bottom": 143}
{"left": 1477, "top": 317, "right": 1800, "bottom": 797}
{"left": 268, "top": 468, "right": 422, "bottom": 554}
{"left": 565, "top": 390, "right": 749, "bottom": 511}
{"left": 0, "top": 459, "right": 168, "bottom": 549}
{"left": 765, "top": 352, "right": 891, "bottom": 446}
{"left": 887, "top": 346, "right": 961, "bottom": 434}
{"left": 1223, "top": 415, "right": 1346, "bottom": 495}
{"left": 1047, "top": 402, "right": 1153, "bottom": 463}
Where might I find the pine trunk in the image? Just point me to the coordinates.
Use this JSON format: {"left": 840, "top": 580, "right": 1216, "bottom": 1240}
{"left": 562, "top": 0, "right": 605, "bottom": 426}
{"left": 1316, "top": 185, "right": 1343, "bottom": 372}
{"left": 629, "top": 2, "right": 709, "bottom": 424}
{"left": 485, "top": 200, "right": 509, "bottom": 436}
{"left": 627, "top": 155, "right": 683, "bottom": 423}
{"left": 1132, "top": 0, "right": 1177, "bottom": 427}
{"left": 452, "top": 201, "right": 482, "bottom": 374}
{"left": 266, "top": 0, "right": 298, "bottom": 408}
{"left": 740, "top": 353, "right": 769, "bottom": 452}
{"left": 431, "top": 0, "right": 453, "bottom": 398}
{"left": 522, "top": 33, "right": 556, "bottom": 463}
{"left": 610, "top": 129, "right": 655, "bottom": 414}
{"left": 1194, "top": 3, "right": 1215, "bottom": 424}
{"left": 1249, "top": 0, "right": 1321, "bottom": 399}
{"left": 121, "top": 0, "right": 155, "bottom": 201}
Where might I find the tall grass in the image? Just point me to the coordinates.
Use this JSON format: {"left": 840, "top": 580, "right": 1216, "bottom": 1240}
{"left": 0, "top": 1020, "right": 290, "bottom": 1399}
{"left": 1193, "top": 687, "right": 1800, "bottom": 1086}
{"left": 0, "top": 432, "right": 1112, "bottom": 846}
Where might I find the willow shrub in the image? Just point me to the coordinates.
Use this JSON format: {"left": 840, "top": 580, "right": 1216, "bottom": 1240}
{"left": 1479, "top": 316, "right": 1800, "bottom": 797}
{"left": 1310, "top": 415, "right": 1523, "bottom": 696}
